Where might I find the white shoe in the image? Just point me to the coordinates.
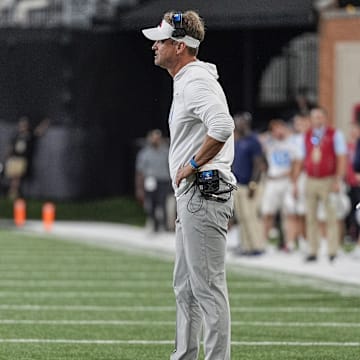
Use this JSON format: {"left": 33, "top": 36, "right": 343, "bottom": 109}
{"left": 298, "top": 238, "right": 308, "bottom": 254}
{"left": 319, "top": 238, "right": 328, "bottom": 257}
{"left": 351, "top": 245, "right": 360, "bottom": 260}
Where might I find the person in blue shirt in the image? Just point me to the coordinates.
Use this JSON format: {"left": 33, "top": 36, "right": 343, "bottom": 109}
{"left": 232, "top": 112, "right": 265, "bottom": 255}
{"left": 351, "top": 118, "right": 360, "bottom": 258}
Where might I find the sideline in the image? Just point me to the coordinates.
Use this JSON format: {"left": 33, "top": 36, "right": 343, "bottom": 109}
{"left": 0, "top": 304, "right": 359, "bottom": 313}
{"left": 0, "top": 319, "right": 359, "bottom": 328}
{"left": 12, "top": 220, "right": 360, "bottom": 289}
{"left": 0, "top": 339, "right": 359, "bottom": 347}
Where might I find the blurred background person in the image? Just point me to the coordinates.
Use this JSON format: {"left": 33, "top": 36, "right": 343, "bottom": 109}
{"left": 135, "top": 129, "right": 171, "bottom": 232}
{"left": 260, "top": 119, "right": 298, "bottom": 251}
{"left": 317, "top": 182, "right": 351, "bottom": 256}
{"left": 351, "top": 118, "right": 360, "bottom": 259}
{"left": 3, "top": 116, "right": 49, "bottom": 200}
{"left": 232, "top": 112, "right": 265, "bottom": 256}
{"left": 284, "top": 113, "right": 311, "bottom": 253}
{"left": 344, "top": 119, "right": 360, "bottom": 244}
{"left": 294, "top": 107, "right": 347, "bottom": 262}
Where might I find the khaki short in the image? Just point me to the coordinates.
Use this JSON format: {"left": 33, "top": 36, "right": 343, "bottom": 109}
{"left": 5, "top": 156, "right": 28, "bottom": 178}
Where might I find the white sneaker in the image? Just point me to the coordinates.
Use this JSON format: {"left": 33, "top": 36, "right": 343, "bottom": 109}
{"left": 351, "top": 245, "right": 360, "bottom": 260}
{"left": 298, "top": 238, "right": 308, "bottom": 254}
{"left": 319, "top": 238, "right": 328, "bottom": 257}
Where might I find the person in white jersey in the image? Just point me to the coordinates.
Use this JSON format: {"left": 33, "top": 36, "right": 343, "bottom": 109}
{"left": 142, "top": 10, "right": 236, "bottom": 360}
{"left": 261, "top": 119, "right": 298, "bottom": 250}
{"left": 283, "top": 113, "right": 311, "bottom": 252}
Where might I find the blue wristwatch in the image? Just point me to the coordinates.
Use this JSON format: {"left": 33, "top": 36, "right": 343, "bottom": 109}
{"left": 189, "top": 156, "right": 200, "bottom": 171}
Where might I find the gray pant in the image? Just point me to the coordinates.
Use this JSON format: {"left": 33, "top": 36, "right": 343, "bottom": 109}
{"left": 170, "top": 186, "right": 233, "bottom": 360}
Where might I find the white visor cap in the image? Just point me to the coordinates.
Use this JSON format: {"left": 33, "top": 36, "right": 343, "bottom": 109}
{"left": 142, "top": 20, "right": 200, "bottom": 49}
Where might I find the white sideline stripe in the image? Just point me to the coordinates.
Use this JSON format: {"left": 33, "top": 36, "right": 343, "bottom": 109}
{"left": 231, "top": 307, "right": 360, "bottom": 313}
{"left": 232, "top": 341, "right": 360, "bottom": 347}
{"left": 0, "top": 291, "right": 170, "bottom": 299}
{"left": 232, "top": 293, "right": 331, "bottom": 299}
{"left": 0, "top": 280, "right": 272, "bottom": 289}
{"left": 1, "top": 264, "right": 359, "bottom": 297}
{"left": 0, "top": 266, "right": 169, "bottom": 271}
{"left": 231, "top": 321, "right": 360, "bottom": 328}
{"left": 0, "top": 320, "right": 174, "bottom": 326}
{"left": 0, "top": 319, "right": 360, "bottom": 328}
{"left": 0, "top": 280, "right": 171, "bottom": 287}
{"left": 0, "top": 304, "right": 359, "bottom": 313}
{"left": 0, "top": 280, "right": 283, "bottom": 289}
{"left": 0, "top": 271, "right": 171, "bottom": 279}
{"left": 0, "top": 291, "right": 332, "bottom": 300}
{"left": 0, "top": 305, "right": 175, "bottom": 312}
{"left": 0, "top": 339, "right": 359, "bottom": 346}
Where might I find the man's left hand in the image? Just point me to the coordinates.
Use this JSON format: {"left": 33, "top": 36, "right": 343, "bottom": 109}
{"left": 176, "top": 164, "right": 195, "bottom": 187}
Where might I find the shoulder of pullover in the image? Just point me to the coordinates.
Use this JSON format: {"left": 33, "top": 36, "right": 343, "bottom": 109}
{"left": 178, "top": 62, "right": 234, "bottom": 142}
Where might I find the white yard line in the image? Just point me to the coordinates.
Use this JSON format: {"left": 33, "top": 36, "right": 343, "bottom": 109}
{"left": 0, "top": 291, "right": 335, "bottom": 299}
{"left": 12, "top": 221, "right": 360, "bottom": 290}
{"left": 0, "top": 304, "right": 359, "bottom": 313}
{"left": 0, "top": 272, "right": 170, "bottom": 279}
{"left": 0, "top": 280, "right": 171, "bottom": 288}
{"left": 0, "top": 305, "right": 174, "bottom": 312}
{"left": 0, "top": 319, "right": 359, "bottom": 328}
{"left": 230, "top": 293, "right": 338, "bottom": 299}
{"left": 232, "top": 341, "right": 360, "bottom": 347}
{"left": 0, "top": 280, "right": 290, "bottom": 289}
{"left": 0, "top": 291, "right": 170, "bottom": 298}
{"left": 0, "top": 271, "right": 170, "bottom": 278}
{"left": 0, "top": 265, "right": 169, "bottom": 271}
{"left": 231, "top": 321, "right": 360, "bottom": 328}
{"left": 231, "top": 307, "right": 360, "bottom": 313}
{"left": 1, "top": 265, "right": 359, "bottom": 296}
{"left": 0, "top": 320, "right": 174, "bottom": 325}
{"left": 0, "top": 339, "right": 358, "bottom": 346}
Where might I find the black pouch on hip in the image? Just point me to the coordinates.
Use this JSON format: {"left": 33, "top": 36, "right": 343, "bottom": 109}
{"left": 196, "top": 170, "right": 220, "bottom": 194}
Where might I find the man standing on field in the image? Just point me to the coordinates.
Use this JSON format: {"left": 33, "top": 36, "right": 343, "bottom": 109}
{"left": 142, "top": 10, "right": 236, "bottom": 360}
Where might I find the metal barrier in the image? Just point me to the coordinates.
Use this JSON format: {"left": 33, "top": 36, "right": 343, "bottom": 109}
{"left": 259, "top": 33, "right": 318, "bottom": 106}
{"left": 0, "top": 0, "right": 136, "bottom": 28}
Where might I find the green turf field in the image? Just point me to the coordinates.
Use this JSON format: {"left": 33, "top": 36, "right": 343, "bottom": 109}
{"left": 0, "top": 229, "right": 359, "bottom": 360}
{"left": 0, "top": 197, "right": 146, "bottom": 226}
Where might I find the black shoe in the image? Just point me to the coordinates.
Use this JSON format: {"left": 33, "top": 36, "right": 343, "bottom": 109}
{"left": 248, "top": 249, "right": 265, "bottom": 256}
{"left": 232, "top": 248, "right": 249, "bottom": 256}
{"left": 329, "top": 255, "right": 336, "bottom": 262}
{"left": 305, "top": 255, "right": 317, "bottom": 262}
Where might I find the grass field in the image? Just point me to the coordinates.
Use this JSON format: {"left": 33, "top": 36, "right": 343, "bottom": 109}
{"left": 0, "top": 229, "right": 359, "bottom": 360}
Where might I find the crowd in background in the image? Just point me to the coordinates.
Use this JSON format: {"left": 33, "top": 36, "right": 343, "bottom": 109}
{"left": 136, "top": 106, "right": 360, "bottom": 262}
{"left": 232, "top": 107, "right": 360, "bottom": 262}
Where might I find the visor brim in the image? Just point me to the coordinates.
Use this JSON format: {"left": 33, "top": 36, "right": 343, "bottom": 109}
{"left": 142, "top": 28, "right": 169, "bottom": 41}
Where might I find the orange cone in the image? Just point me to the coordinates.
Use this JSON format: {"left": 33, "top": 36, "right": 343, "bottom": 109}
{"left": 14, "top": 199, "right": 26, "bottom": 227}
{"left": 42, "top": 202, "right": 56, "bottom": 231}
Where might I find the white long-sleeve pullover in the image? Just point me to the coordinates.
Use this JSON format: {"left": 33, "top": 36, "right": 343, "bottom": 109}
{"left": 168, "top": 60, "right": 236, "bottom": 197}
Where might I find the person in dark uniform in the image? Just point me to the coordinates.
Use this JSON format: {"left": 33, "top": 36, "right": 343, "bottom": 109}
{"left": 4, "top": 116, "right": 49, "bottom": 199}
